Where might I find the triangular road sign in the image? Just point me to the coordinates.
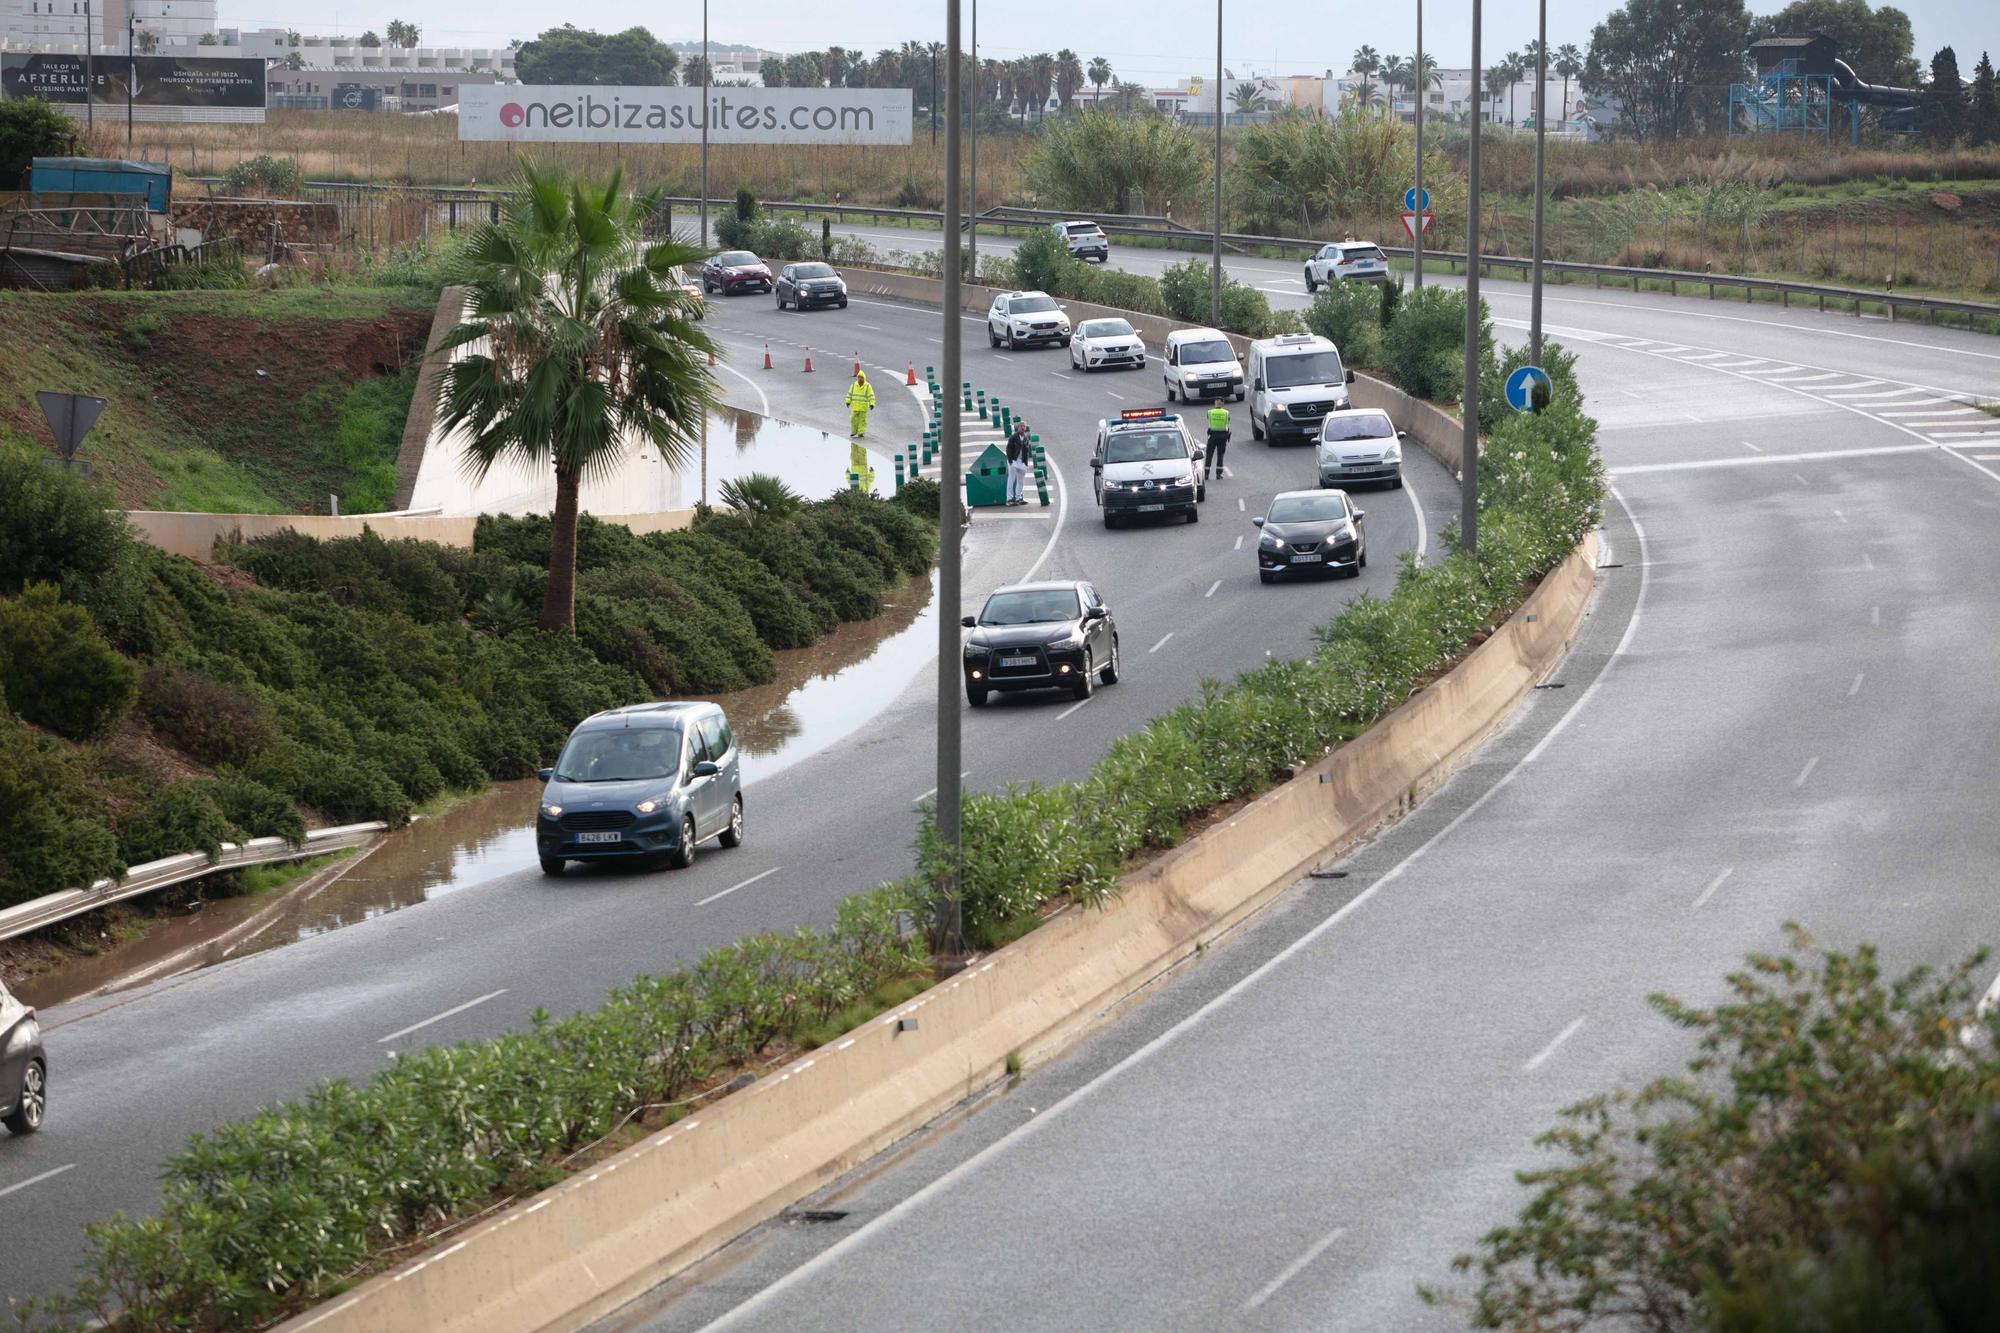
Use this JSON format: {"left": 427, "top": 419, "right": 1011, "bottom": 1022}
{"left": 1400, "top": 212, "right": 1435, "bottom": 240}
{"left": 35, "top": 391, "right": 107, "bottom": 461}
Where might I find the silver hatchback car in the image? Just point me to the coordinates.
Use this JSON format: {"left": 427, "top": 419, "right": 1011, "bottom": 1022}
{"left": 1, "top": 980, "right": 46, "bottom": 1135}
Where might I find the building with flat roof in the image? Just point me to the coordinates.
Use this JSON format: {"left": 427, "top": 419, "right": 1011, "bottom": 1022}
{"left": 266, "top": 65, "right": 496, "bottom": 112}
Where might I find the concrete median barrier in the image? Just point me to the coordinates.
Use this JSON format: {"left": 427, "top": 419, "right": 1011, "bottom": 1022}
{"left": 281, "top": 529, "right": 1600, "bottom": 1333}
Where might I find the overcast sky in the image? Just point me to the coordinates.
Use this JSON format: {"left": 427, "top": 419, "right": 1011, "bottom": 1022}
{"left": 226, "top": 1, "right": 1999, "bottom": 82}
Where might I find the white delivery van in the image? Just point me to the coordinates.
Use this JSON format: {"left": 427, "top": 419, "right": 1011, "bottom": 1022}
{"left": 1246, "top": 333, "right": 1355, "bottom": 443}
{"left": 1162, "top": 327, "right": 1245, "bottom": 403}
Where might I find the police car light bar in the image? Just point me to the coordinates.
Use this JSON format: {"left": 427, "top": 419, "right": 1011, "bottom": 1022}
{"left": 1118, "top": 408, "right": 1169, "bottom": 421}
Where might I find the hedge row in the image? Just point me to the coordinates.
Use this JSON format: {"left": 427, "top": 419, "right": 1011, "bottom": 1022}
{"left": 0, "top": 460, "right": 936, "bottom": 908}
{"left": 1004, "top": 228, "right": 1293, "bottom": 339}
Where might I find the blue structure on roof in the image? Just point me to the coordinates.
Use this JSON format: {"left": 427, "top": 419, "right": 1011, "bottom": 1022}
{"left": 28, "top": 158, "right": 172, "bottom": 213}
{"left": 1731, "top": 35, "right": 1920, "bottom": 144}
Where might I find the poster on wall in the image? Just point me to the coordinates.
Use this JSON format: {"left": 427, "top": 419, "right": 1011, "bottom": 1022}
{"left": 458, "top": 85, "right": 911, "bottom": 145}
{"left": 2, "top": 53, "right": 266, "bottom": 108}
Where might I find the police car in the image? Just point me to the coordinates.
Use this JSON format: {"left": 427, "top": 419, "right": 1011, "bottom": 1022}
{"left": 1090, "top": 408, "right": 1206, "bottom": 527}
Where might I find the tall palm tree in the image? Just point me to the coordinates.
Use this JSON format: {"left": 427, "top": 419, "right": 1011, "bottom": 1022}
{"left": 1087, "top": 55, "right": 1112, "bottom": 101}
{"left": 1484, "top": 65, "right": 1512, "bottom": 126}
{"left": 1055, "top": 49, "right": 1084, "bottom": 111}
{"left": 437, "top": 165, "right": 716, "bottom": 634}
{"left": 1230, "top": 82, "right": 1272, "bottom": 114}
{"left": 1502, "top": 51, "right": 1527, "bottom": 127}
{"left": 1351, "top": 45, "right": 1381, "bottom": 114}
{"left": 1381, "top": 54, "right": 1410, "bottom": 115}
{"left": 1520, "top": 38, "right": 1545, "bottom": 125}
{"left": 1554, "top": 43, "right": 1584, "bottom": 128}
{"left": 1029, "top": 51, "right": 1058, "bottom": 120}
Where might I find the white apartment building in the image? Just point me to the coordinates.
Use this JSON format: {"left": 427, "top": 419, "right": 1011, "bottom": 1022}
{"left": 1332, "top": 66, "right": 1583, "bottom": 131}
{"left": 227, "top": 28, "right": 516, "bottom": 78}
{"left": 2, "top": 0, "right": 217, "bottom": 52}
{"left": 670, "top": 41, "right": 777, "bottom": 84}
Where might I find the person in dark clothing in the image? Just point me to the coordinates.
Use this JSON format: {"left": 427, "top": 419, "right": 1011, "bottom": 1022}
{"left": 1005, "top": 421, "right": 1031, "bottom": 505}
{"left": 1205, "top": 402, "right": 1231, "bottom": 480}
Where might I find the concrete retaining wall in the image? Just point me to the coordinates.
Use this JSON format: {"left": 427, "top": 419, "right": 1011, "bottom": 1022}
{"left": 390, "top": 283, "right": 466, "bottom": 511}
{"left": 281, "top": 531, "right": 1600, "bottom": 1333}
{"left": 125, "top": 507, "right": 695, "bottom": 563}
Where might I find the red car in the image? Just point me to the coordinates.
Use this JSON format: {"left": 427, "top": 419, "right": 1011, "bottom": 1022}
{"left": 702, "top": 251, "right": 773, "bottom": 295}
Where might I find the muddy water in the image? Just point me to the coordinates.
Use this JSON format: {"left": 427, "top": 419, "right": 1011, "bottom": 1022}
{"left": 679, "top": 405, "right": 899, "bottom": 506}
{"left": 25, "top": 572, "right": 938, "bottom": 1008}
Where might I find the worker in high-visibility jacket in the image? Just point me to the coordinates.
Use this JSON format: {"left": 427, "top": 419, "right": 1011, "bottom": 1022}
{"left": 1205, "top": 402, "right": 1231, "bottom": 480}
{"left": 844, "top": 368, "right": 877, "bottom": 438}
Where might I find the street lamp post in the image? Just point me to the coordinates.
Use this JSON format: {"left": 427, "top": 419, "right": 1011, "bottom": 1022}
{"left": 1210, "top": 0, "right": 1222, "bottom": 325}
{"left": 698, "top": 0, "right": 709, "bottom": 250}
{"left": 966, "top": 0, "right": 977, "bottom": 281}
{"left": 1530, "top": 0, "right": 1547, "bottom": 364}
{"left": 1412, "top": 0, "right": 1423, "bottom": 289}
{"left": 937, "top": 0, "right": 966, "bottom": 953}
{"left": 84, "top": 0, "right": 94, "bottom": 134}
{"left": 1462, "top": 0, "right": 1482, "bottom": 555}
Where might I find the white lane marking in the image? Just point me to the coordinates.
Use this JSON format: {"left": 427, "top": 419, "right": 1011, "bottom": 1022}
{"left": 378, "top": 989, "right": 508, "bottom": 1044}
{"left": 912, "top": 772, "right": 971, "bottom": 805}
{"left": 855, "top": 323, "right": 883, "bottom": 331}
{"left": 1832, "top": 508, "right": 1847, "bottom": 522}
{"left": 1402, "top": 465, "right": 1428, "bottom": 562}
{"left": 1861, "top": 551, "right": 1875, "bottom": 571}
{"left": 1929, "top": 428, "right": 2000, "bottom": 439}
{"left": 1875, "top": 406, "right": 1978, "bottom": 417}
{"left": 1204, "top": 579, "right": 1223, "bottom": 598}
{"left": 1051, "top": 371, "right": 1073, "bottom": 380}
{"left": 1871, "top": 604, "right": 1882, "bottom": 626}
{"left": 1794, "top": 473, "right": 1812, "bottom": 486}
{"left": 695, "top": 866, "right": 783, "bottom": 907}
{"left": 1692, "top": 866, "right": 1735, "bottom": 909}
{"left": 1769, "top": 371, "right": 1840, "bottom": 383}
{"left": 1707, "top": 358, "right": 1768, "bottom": 370}
{"left": 1794, "top": 755, "right": 1820, "bottom": 788}
{"left": 1234, "top": 534, "right": 1244, "bottom": 551}
{"left": 1148, "top": 632, "right": 1174, "bottom": 654}
{"left": 1517, "top": 294, "right": 2000, "bottom": 366}
{"left": 1108, "top": 391, "right": 1126, "bottom": 401}
{"left": 1522, "top": 486, "right": 1648, "bottom": 766}
{"left": 0, "top": 1163, "right": 77, "bottom": 1200}
{"left": 1237, "top": 497, "right": 1246, "bottom": 512}
{"left": 712, "top": 356, "right": 773, "bottom": 417}
{"left": 1741, "top": 440, "right": 1763, "bottom": 453}
{"left": 1848, "top": 671, "right": 1865, "bottom": 697}
{"left": 1827, "top": 386, "right": 1930, "bottom": 401}
{"left": 1802, "top": 380, "right": 1885, "bottom": 392}
{"left": 1054, "top": 696, "right": 1092, "bottom": 722}
{"left": 1607, "top": 443, "right": 1936, "bottom": 476}
{"left": 1243, "top": 1226, "right": 1348, "bottom": 1312}
{"left": 1976, "top": 453, "right": 2000, "bottom": 462}
{"left": 1679, "top": 351, "right": 1730, "bottom": 361}
{"left": 1522, "top": 1018, "right": 1586, "bottom": 1072}
{"left": 926, "top": 336, "right": 943, "bottom": 344}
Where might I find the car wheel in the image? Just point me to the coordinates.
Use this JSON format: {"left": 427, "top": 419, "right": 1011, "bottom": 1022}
{"left": 1359, "top": 542, "right": 1368, "bottom": 569}
{"left": 1392, "top": 475, "right": 1404, "bottom": 489}
{"left": 539, "top": 857, "right": 565, "bottom": 877}
{"left": 1186, "top": 504, "right": 1200, "bottom": 524}
{"left": 3, "top": 1060, "right": 44, "bottom": 1135}
{"left": 1005, "top": 328, "right": 1017, "bottom": 350}
{"left": 839, "top": 298, "right": 849, "bottom": 309}
{"left": 669, "top": 816, "right": 698, "bottom": 870}
{"left": 775, "top": 291, "right": 786, "bottom": 309}
{"left": 967, "top": 684, "right": 989, "bottom": 707}
{"left": 1165, "top": 380, "right": 1177, "bottom": 402}
{"left": 989, "top": 325, "right": 1001, "bottom": 348}
{"left": 1305, "top": 270, "right": 1318, "bottom": 293}
{"left": 1071, "top": 650, "right": 1094, "bottom": 701}
{"left": 718, "top": 795, "right": 744, "bottom": 847}
{"left": 1251, "top": 414, "right": 1265, "bottom": 441}
{"left": 1100, "top": 636, "right": 1120, "bottom": 685}
{"left": 1259, "top": 570, "right": 1277, "bottom": 584}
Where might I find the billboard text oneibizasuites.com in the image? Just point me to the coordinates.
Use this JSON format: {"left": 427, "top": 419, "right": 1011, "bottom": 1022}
{"left": 458, "top": 87, "right": 913, "bottom": 145}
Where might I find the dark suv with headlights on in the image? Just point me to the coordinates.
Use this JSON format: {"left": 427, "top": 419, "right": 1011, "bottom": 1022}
{"left": 962, "top": 581, "right": 1120, "bottom": 706}
{"left": 1253, "top": 488, "right": 1367, "bottom": 583}
{"left": 701, "top": 251, "right": 773, "bottom": 295}
{"left": 775, "top": 261, "right": 849, "bottom": 311}
{"left": 1, "top": 980, "right": 46, "bottom": 1135}
{"left": 536, "top": 702, "right": 743, "bottom": 875}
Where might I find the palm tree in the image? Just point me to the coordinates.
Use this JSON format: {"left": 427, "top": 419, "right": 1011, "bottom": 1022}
{"left": 1502, "top": 51, "right": 1527, "bottom": 127}
{"left": 437, "top": 166, "right": 717, "bottom": 634}
{"left": 1554, "top": 43, "right": 1584, "bottom": 128}
{"left": 1484, "top": 65, "right": 1512, "bottom": 126}
{"left": 1520, "top": 39, "right": 1546, "bottom": 125}
{"left": 1351, "top": 45, "right": 1381, "bottom": 114}
{"left": 1055, "top": 49, "right": 1084, "bottom": 111}
{"left": 1381, "top": 54, "right": 1410, "bottom": 116}
{"left": 718, "top": 472, "right": 804, "bottom": 520}
{"left": 1029, "top": 52, "right": 1058, "bottom": 120}
{"left": 1087, "top": 56, "right": 1112, "bottom": 102}
{"left": 1230, "top": 82, "right": 1272, "bottom": 115}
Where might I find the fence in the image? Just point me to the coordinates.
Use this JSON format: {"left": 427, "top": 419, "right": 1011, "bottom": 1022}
{"left": 0, "top": 822, "right": 388, "bottom": 944}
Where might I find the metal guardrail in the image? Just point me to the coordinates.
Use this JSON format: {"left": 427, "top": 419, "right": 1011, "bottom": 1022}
{"left": 0, "top": 822, "right": 387, "bottom": 943}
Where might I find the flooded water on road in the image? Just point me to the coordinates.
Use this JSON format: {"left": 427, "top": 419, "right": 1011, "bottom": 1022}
{"left": 676, "top": 405, "right": 899, "bottom": 506}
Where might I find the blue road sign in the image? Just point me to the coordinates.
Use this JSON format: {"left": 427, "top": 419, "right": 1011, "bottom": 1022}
{"left": 1403, "top": 186, "right": 1431, "bottom": 212}
{"left": 1505, "top": 365, "right": 1553, "bottom": 413}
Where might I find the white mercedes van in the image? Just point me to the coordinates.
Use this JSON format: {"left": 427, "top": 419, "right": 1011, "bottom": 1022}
{"left": 1162, "top": 327, "right": 1245, "bottom": 403}
{"left": 1246, "top": 333, "right": 1355, "bottom": 443}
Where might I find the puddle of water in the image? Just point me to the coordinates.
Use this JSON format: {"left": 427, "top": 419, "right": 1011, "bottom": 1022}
{"left": 23, "top": 571, "right": 937, "bottom": 1008}
{"left": 679, "top": 405, "right": 899, "bottom": 507}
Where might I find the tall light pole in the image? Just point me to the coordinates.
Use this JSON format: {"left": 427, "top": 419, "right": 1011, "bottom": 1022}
{"left": 1529, "top": 0, "right": 1547, "bottom": 364}
{"left": 1412, "top": 1, "right": 1423, "bottom": 289}
{"left": 126, "top": 9, "right": 138, "bottom": 150}
{"left": 966, "top": 0, "right": 977, "bottom": 281}
{"left": 1210, "top": 0, "right": 1223, "bottom": 325}
{"left": 937, "top": 0, "right": 966, "bottom": 953}
{"left": 84, "top": 0, "right": 94, "bottom": 134}
{"left": 1462, "top": 0, "right": 1482, "bottom": 555}
{"left": 698, "top": 0, "right": 709, "bottom": 250}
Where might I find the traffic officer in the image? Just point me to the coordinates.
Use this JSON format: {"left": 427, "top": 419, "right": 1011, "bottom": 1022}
{"left": 1205, "top": 401, "right": 1231, "bottom": 480}
{"left": 844, "top": 368, "right": 877, "bottom": 438}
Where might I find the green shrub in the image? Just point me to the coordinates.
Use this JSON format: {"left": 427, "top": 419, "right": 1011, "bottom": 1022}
{"left": 1303, "top": 281, "right": 1383, "bottom": 367}
{"left": 1161, "top": 258, "right": 1285, "bottom": 336}
{"left": 139, "top": 664, "right": 274, "bottom": 766}
{"left": 207, "top": 774, "right": 306, "bottom": 845}
{"left": 0, "top": 452, "right": 132, "bottom": 607}
{"left": 1384, "top": 285, "right": 1493, "bottom": 404}
{"left": 1159, "top": 257, "right": 1213, "bottom": 323}
{"left": 117, "top": 783, "right": 235, "bottom": 865}
{"left": 0, "top": 713, "right": 122, "bottom": 905}
{"left": 894, "top": 476, "right": 942, "bottom": 520}
{"left": 0, "top": 582, "right": 138, "bottom": 739}
{"left": 219, "top": 153, "right": 303, "bottom": 197}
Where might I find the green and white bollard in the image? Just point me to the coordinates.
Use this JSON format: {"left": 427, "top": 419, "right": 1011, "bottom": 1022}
{"left": 1031, "top": 435, "right": 1050, "bottom": 506}
{"left": 893, "top": 453, "right": 905, "bottom": 489}
{"left": 962, "top": 381, "right": 973, "bottom": 412}
{"left": 976, "top": 389, "right": 988, "bottom": 421}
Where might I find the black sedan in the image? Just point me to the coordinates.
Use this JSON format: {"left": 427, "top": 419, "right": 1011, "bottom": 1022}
{"left": 1, "top": 980, "right": 46, "bottom": 1135}
{"left": 1254, "top": 488, "right": 1367, "bottom": 583}
{"left": 701, "top": 251, "right": 772, "bottom": 295}
{"left": 775, "top": 262, "right": 849, "bottom": 311}
{"left": 962, "top": 581, "right": 1120, "bottom": 706}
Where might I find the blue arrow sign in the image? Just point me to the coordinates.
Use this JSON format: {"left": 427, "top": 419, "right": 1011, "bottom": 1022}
{"left": 1505, "top": 365, "right": 1553, "bottom": 413}
{"left": 1403, "top": 186, "right": 1431, "bottom": 212}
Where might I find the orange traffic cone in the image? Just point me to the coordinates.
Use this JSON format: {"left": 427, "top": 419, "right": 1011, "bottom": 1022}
{"left": 803, "top": 352, "right": 814, "bottom": 372}
{"left": 906, "top": 360, "right": 917, "bottom": 386}
{"left": 708, "top": 349, "right": 717, "bottom": 366}
{"left": 762, "top": 343, "right": 772, "bottom": 370}
{"left": 853, "top": 351, "right": 862, "bottom": 375}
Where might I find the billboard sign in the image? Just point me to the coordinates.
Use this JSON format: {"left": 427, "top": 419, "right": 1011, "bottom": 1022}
{"left": 2, "top": 53, "right": 266, "bottom": 109}
{"left": 333, "top": 83, "right": 379, "bottom": 112}
{"left": 458, "top": 85, "right": 912, "bottom": 145}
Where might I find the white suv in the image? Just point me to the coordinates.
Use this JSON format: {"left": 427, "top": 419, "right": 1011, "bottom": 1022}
{"left": 1052, "top": 219, "right": 1109, "bottom": 263}
{"left": 1304, "top": 241, "right": 1389, "bottom": 291}
{"left": 988, "top": 291, "right": 1071, "bottom": 350}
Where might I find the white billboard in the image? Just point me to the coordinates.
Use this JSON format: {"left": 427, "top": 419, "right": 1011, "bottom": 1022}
{"left": 458, "top": 86, "right": 912, "bottom": 146}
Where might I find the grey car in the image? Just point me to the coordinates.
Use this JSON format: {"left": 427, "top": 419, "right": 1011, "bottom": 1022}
{"left": 535, "top": 703, "right": 744, "bottom": 875}
{"left": 1, "top": 980, "right": 46, "bottom": 1135}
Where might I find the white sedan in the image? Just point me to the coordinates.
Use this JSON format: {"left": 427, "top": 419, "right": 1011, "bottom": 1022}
{"left": 1068, "top": 317, "right": 1148, "bottom": 372}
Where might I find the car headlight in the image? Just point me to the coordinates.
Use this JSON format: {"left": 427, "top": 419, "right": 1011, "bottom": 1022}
{"left": 1260, "top": 534, "right": 1286, "bottom": 550}
{"left": 1270, "top": 403, "right": 1291, "bottom": 415}
{"left": 1046, "top": 632, "right": 1082, "bottom": 648}
{"left": 964, "top": 644, "right": 988, "bottom": 657}
{"left": 635, "top": 798, "right": 659, "bottom": 814}
{"left": 541, "top": 803, "right": 563, "bottom": 817}
{"left": 1333, "top": 394, "right": 1350, "bottom": 409}
{"left": 1383, "top": 441, "right": 1401, "bottom": 461}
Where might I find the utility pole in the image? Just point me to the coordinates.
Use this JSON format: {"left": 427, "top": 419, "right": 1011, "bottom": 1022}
{"left": 930, "top": 46, "right": 937, "bottom": 146}
{"left": 1529, "top": 0, "right": 1547, "bottom": 364}
{"left": 1210, "top": 0, "right": 1223, "bottom": 325}
{"left": 126, "top": 10, "right": 135, "bottom": 149}
{"left": 1462, "top": 0, "right": 1482, "bottom": 555}
{"left": 1412, "top": 0, "right": 1423, "bottom": 289}
{"left": 966, "top": 0, "right": 977, "bottom": 281}
{"left": 936, "top": 0, "right": 965, "bottom": 954}
{"left": 698, "top": 0, "right": 709, "bottom": 251}
{"left": 84, "top": 0, "right": 94, "bottom": 133}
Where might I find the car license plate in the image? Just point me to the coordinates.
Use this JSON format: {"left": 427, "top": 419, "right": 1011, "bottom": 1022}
{"left": 999, "top": 654, "right": 1036, "bottom": 667}
{"left": 1292, "top": 553, "right": 1323, "bottom": 564}
{"left": 1137, "top": 503, "right": 1165, "bottom": 513}
{"left": 577, "top": 831, "right": 622, "bottom": 844}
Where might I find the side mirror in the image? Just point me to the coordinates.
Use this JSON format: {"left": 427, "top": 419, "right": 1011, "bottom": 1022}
{"left": 1251, "top": 516, "right": 1266, "bottom": 527}
{"left": 1089, "top": 458, "right": 1103, "bottom": 470}
{"left": 1191, "top": 447, "right": 1205, "bottom": 460}
{"left": 537, "top": 767, "right": 554, "bottom": 782}
{"left": 1345, "top": 369, "right": 1357, "bottom": 384}
{"left": 692, "top": 760, "right": 720, "bottom": 779}
{"left": 1397, "top": 430, "right": 1409, "bottom": 439}
{"left": 1084, "top": 606, "right": 1108, "bottom": 621}
{"left": 1353, "top": 509, "right": 1366, "bottom": 520}
{"left": 1252, "top": 378, "right": 1264, "bottom": 391}
{"left": 960, "top": 614, "right": 977, "bottom": 627}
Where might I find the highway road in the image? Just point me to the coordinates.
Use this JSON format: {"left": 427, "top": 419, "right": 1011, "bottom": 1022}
{"left": 0, "top": 293, "right": 1454, "bottom": 1300}
{"left": 596, "top": 253, "right": 2000, "bottom": 1331}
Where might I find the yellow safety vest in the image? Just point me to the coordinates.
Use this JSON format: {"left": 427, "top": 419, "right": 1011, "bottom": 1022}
{"left": 845, "top": 380, "right": 876, "bottom": 410}
{"left": 1207, "top": 405, "right": 1231, "bottom": 432}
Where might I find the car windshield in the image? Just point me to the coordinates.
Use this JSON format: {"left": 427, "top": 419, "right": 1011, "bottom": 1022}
{"left": 1011, "top": 295, "right": 1059, "bottom": 314}
{"left": 553, "top": 726, "right": 683, "bottom": 782}
{"left": 1104, "top": 430, "right": 1187, "bottom": 464}
{"left": 1321, "top": 414, "right": 1394, "bottom": 442}
{"left": 1268, "top": 495, "right": 1351, "bottom": 524}
{"left": 794, "top": 263, "right": 835, "bottom": 279}
{"left": 1265, "top": 350, "right": 1345, "bottom": 389}
{"left": 1080, "top": 319, "right": 1134, "bottom": 339}
{"left": 1065, "top": 222, "right": 1100, "bottom": 235}
{"left": 717, "top": 251, "right": 759, "bottom": 267}
{"left": 981, "top": 588, "right": 1081, "bottom": 625}
{"left": 1342, "top": 246, "right": 1386, "bottom": 262}
{"left": 1180, "top": 340, "right": 1234, "bottom": 365}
